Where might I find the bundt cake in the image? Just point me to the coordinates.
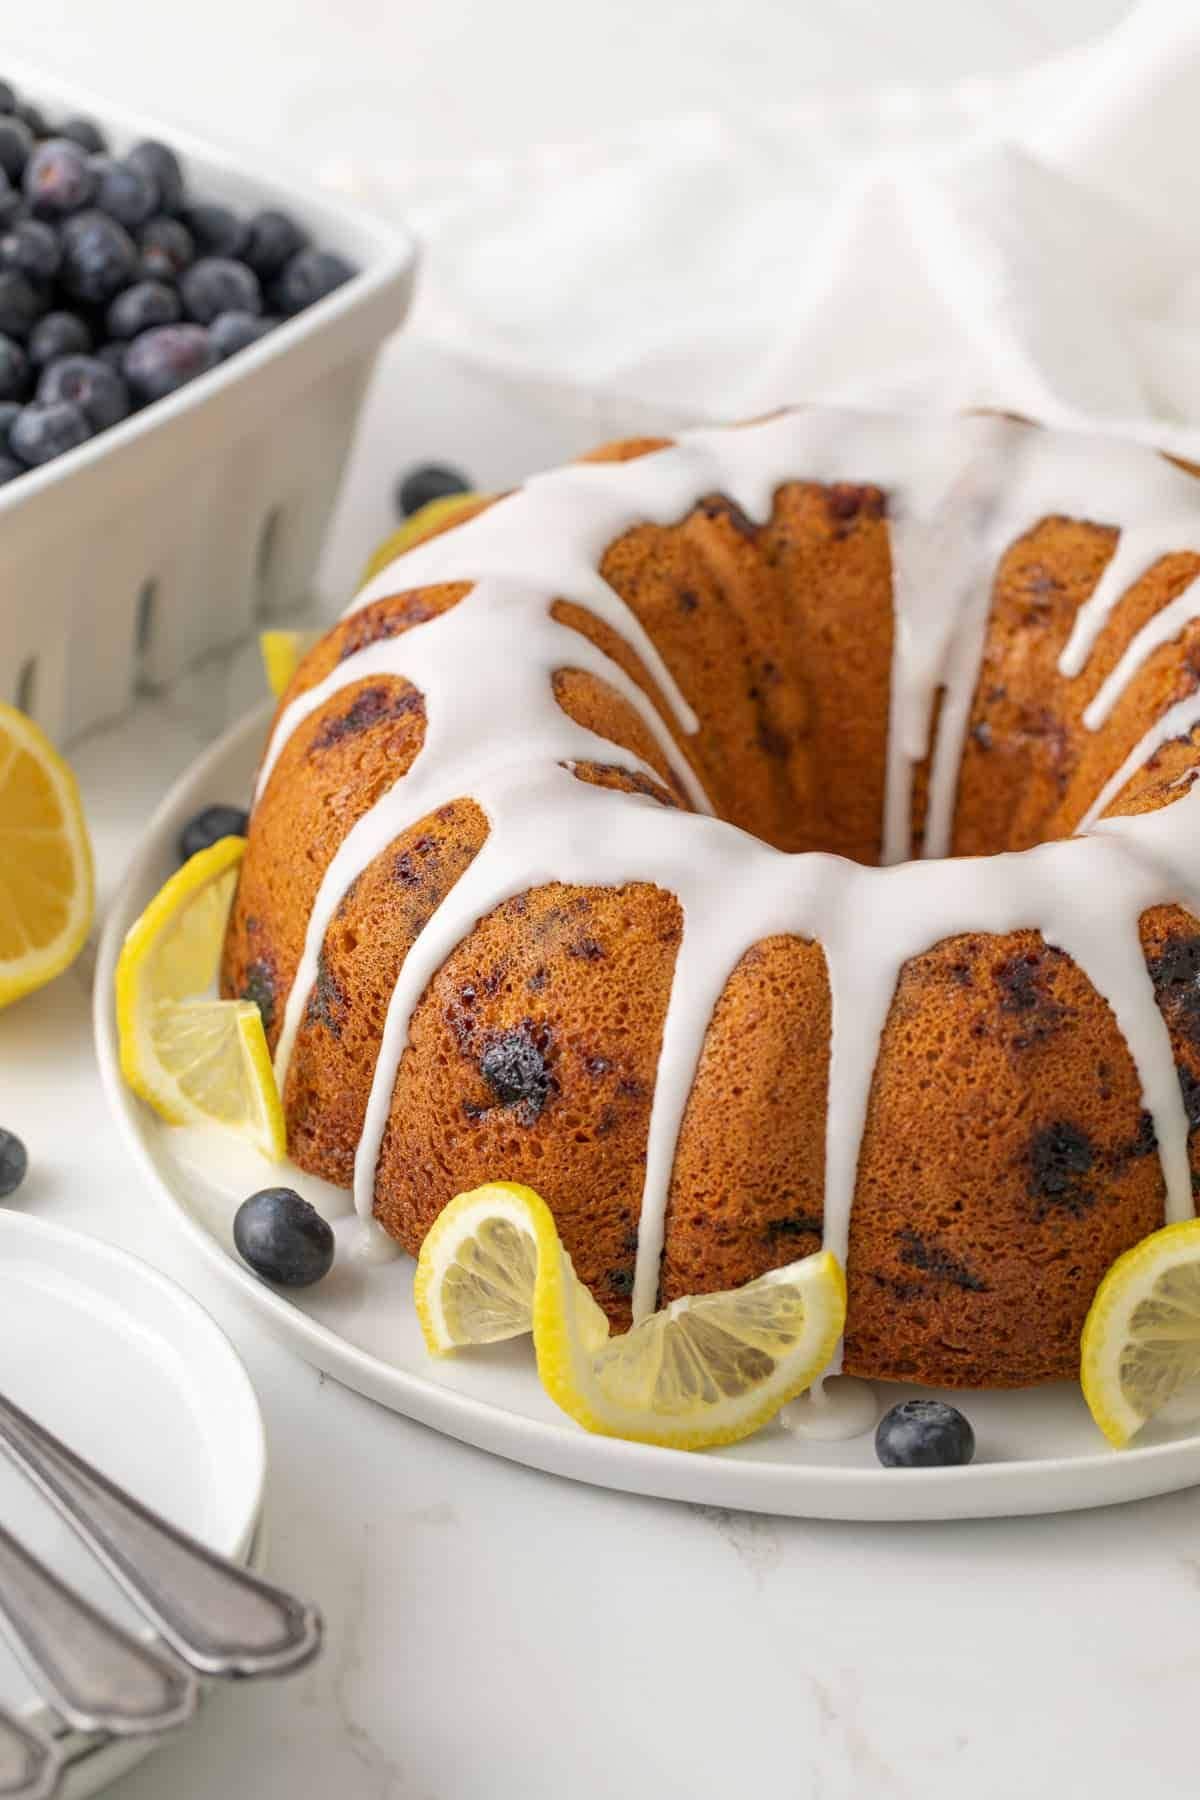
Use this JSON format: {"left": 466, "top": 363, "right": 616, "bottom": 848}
{"left": 221, "top": 407, "right": 1200, "bottom": 1390}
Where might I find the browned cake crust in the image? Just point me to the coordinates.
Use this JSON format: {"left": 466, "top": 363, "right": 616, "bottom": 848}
{"left": 221, "top": 433, "right": 1200, "bottom": 1388}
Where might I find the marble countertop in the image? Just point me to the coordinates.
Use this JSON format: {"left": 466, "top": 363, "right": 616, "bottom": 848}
{"left": 5, "top": 5, "right": 1192, "bottom": 1797}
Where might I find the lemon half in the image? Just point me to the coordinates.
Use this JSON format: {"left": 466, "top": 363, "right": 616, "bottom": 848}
{"left": 0, "top": 703, "right": 94, "bottom": 1009}
{"left": 416, "top": 1182, "right": 846, "bottom": 1451}
{"left": 116, "top": 835, "right": 285, "bottom": 1159}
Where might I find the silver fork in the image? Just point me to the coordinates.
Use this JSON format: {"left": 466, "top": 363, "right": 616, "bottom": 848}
{"left": 0, "top": 1389, "right": 323, "bottom": 1798}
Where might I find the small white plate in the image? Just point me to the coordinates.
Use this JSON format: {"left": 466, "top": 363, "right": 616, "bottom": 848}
{"left": 0, "top": 1207, "right": 265, "bottom": 1796}
{"left": 95, "top": 704, "right": 1200, "bottom": 1523}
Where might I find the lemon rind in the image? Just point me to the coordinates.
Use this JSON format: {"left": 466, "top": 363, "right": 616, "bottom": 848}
{"left": 1081, "top": 1217, "right": 1200, "bottom": 1448}
{"left": 0, "top": 702, "right": 94, "bottom": 1008}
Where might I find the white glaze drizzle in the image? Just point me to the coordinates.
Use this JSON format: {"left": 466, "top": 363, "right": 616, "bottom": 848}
{"left": 255, "top": 408, "right": 1200, "bottom": 1331}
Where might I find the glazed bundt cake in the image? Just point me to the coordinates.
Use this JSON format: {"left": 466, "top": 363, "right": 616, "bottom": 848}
{"left": 222, "top": 407, "right": 1200, "bottom": 1389}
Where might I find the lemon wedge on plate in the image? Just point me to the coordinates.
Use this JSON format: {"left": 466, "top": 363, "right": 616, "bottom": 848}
{"left": 1082, "top": 1219, "right": 1200, "bottom": 1447}
{"left": 260, "top": 629, "right": 319, "bottom": 699}
{"left": 415, "top": 1181, "right": 846, "bottom": 1450}
{"left": 0, "top": 702, "right": 94, "bottom": 1009}
{"left": 360, "top": 491, "right": 486, "bottom": 587}
{"left": 116, "top": 835, "right": 285, "bottom": 1160}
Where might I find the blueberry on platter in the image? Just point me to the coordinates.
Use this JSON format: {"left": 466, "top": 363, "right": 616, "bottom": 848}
{"left": 178, "top": 802, "right": 250, "bottom": 863}
{"left": 0, "top": 1128, "right": 27, "bottom": 1198}
{"left": 875, "top": 1399, "right": 976, "bottom": 1469}
{"left": 233, "top": 1188, "right": 335, "bottom": 1288}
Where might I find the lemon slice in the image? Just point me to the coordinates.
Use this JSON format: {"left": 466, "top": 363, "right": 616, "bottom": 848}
{"left": 260, "top": 629, "right": 319, "bottom": 699}
{"left": 1082, "top": 1219, "right": 1200, "bottom": 1447}
{"left": 116, "top": 835, "right": 285, "bottom": 1159}
{"left": 0, "top": 702, "right": 94, "bottom": 1009}
{"left": 415, "top": 1181, "right": 846, "bottom": 1450}
{"left": 360, "top": 491, "right": 485, "bottom": 587}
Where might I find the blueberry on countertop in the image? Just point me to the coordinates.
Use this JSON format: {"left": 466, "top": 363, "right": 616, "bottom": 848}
{"left": 58, "top": 116, "right": 107, "bottom": 155}
{"left": 875, "top": 1399, "right": 975, "bottom": 1469}
{"left": 210, "top": 309, "right": 276, "bottom": 359}
{"left": 9, "top": 398, "right": 91, "bottom": 466}
{"left": 124, "top": 323, "right": 215, "bottom": 402}
{"left": 138, "top": 215, "right": 194, "bottom": 282}
{"left": 242, "top": 208, "right": 306, "bottom": 280}
{"left": 179, "top": 256, "right": 261, "bottom": 325}
{"left": 126, "top": 139, "right": 184, "bottom": 213}
{"left": 0, "top": 1128, "right": 27, "bottom": 1198}
{"left": 233, "top": 1187, "right": 335, "bottom": 1287}
{"left": 28, "top": 309, "right": 91, "bottom": 366}
{"left": 39, "top": 354, "right": 130, "bottom": 431}
{"left": 272, "top": 246, "right": 354, "bottom": 316}
{"left": 0, "top": 333, "right": 28, "bottom": 401}
{"left": 59, "top": 209, "right": 137, "bottom": 303}
{"left": 89, "top": 155, "right": 159, "bottom": 229}
{"left": 178, "top": 802, "right": 250, "bottom": 862}
{"left": 396, "top": 463, "right": 471, "bottom": 518}
{"left": 0, "top": 219, "right": 61, "bottom": 282}
{"left": 0, "top": 114, "right": 34, "bottom": 182}
{"left": 25, "top": 137, "right": 96, "bottom": 216}
{"left": 106, "top": 278, "right": 180, "bottom": 340}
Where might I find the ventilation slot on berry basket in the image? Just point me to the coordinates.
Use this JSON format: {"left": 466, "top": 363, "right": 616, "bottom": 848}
{"left": 14, "top": 656, "right": 37, "bottom": 719}
{"left": 254, "top": 507, "right": 283, "bottom": 619}
{"left": 134, "top": 580, "right": 159, "bottom": 690}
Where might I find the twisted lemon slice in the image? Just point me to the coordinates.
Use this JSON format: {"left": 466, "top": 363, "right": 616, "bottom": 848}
{"left": 1082, "top": 1219, "right": 1200, "bottom": 1447}
{"left": 116, "top": 835, "right": 285, "bottom": 1160}
{"left": 416, "top": 1182, "right": 846, "bottom": 1450}
{"left": 0, "top": 702, "right": 93, "bottom": 1009}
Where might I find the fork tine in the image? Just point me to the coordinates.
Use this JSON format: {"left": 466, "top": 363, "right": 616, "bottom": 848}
{"left": 0, "top": 1521, "right": 197, "bottom": 1738}
{"left": 0, "top": 1391, "right": 321, "bottom": 1678}
{"left": 0, "top": 1706, "right": 61, "bottom": 1800}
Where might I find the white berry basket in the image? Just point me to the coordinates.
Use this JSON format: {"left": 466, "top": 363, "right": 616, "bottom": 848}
{"left": 0, "top": 59, "right": 417, "bottom": 746}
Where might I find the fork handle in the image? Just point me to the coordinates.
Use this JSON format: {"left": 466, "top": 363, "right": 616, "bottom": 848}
{"left": 0, "top": 1706, "right": 60, "bottom": 1800}
{"left": 0, "top": 1392, "right": 321, "bottom": 1679}
{"left": 0, "top": 1522, "right": 195, "bottom": 1737}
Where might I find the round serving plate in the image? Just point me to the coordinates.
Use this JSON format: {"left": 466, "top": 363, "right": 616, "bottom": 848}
{"left": 0, "top": 1207, "right": 266, "bottom": 1797}
{"left": 94, "top": 702, "right": 1200, "bottom": 1523}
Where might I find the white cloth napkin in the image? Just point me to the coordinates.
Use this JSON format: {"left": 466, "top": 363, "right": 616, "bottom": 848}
{"left": 326, "top": 0, "right": 1200, "bottom": 456}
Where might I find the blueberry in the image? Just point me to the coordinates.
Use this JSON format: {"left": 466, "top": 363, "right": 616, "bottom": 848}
{"left": 106, "top": 279, "right": 180, "bottom": 340}
{"left": 126, "top": 141, "right": 184, "bottom": 214}
{"left": 0, "top": 115, "right": 33, "bottom": 181}
{"left": 0, "top": 398, "right": 20, "bottom": 436}
{"left": 0, "top": 82, "right": 15, "bottom": 116}
{"left": 272, "top": 246, "right": 354, "bottom": 315}
{"left": 94, "top": 341, "right": 127, "bottom": 375}
{"left": 0, "top": 452, "right": 21, "bottom": 484}
{"left": 0, "top": 269, "right": 41, "bottom": 340}
{"left": 0, "top": 219, "right": 60, "bottom": 282}
{"left": 124, "top": 323, "right": 215, "bottom": 402}
{"left": 9, "top": 399, "right": 91, "bottom": 467}
{"left": 0, "top": 1128, "right": 27, "bottom": 1198}
{"left": 875, "top": 1399, "right": 975, "bottom": 1469}
{"left": 89, "top": 155, "right": 158, "bottom": 229}
{"left": 179, "top": 256, "right": 261, "bottom": 325}
{"left": 242, "top": 208, "right": 306, "bottom": 280}
{"left": 24, "top": 138, "right": 96, "bottom": 217}
{"left": 28, "top": 309, "right": 91, "bottom": 366}
{"left": 39, "top": 355, "right": 129, "bottom": 431}
{"left": 58, "top": 117, "right": 107, "bottom": 156}
{"left": 0, "top": 172, "right": 20, "bottom": 230}
{"left": 178, "top": 202, "right": 245, "bottom": 259}
{"left": 178, "top": 802, "right": 249, "bottom": 862}
{"left": 138, "top": 215, "right": 193, "bottom": 281}
{"left": 210, "top": 309, "right": 276, "bottom": 359}
{"left": 396, "top": 463, "right": 471, "bottom": 518}
{"left": 233, "top": 1187, "right": 334, "bottom": 1287}
{"left": 59, "top": 210, "right": 137, "bottom": 303}
{"left": 13, "top": 102, "right": 47, "bottom": 139}
{"left": 0, "top": 333, "right": 28, "bottom": 400}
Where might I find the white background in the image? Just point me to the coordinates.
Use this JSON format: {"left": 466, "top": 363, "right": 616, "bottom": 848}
{"left": 10, "top": 5, "right": 1197, "bottom": 1799}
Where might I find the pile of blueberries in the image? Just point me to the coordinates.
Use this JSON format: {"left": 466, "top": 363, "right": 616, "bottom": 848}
{"left": 0, "top": 77, "right": 356, "bottom": 484}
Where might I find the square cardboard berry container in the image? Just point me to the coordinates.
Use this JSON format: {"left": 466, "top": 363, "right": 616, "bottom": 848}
{"left": 0, "top": 61, "right": 417, "bottom": 745}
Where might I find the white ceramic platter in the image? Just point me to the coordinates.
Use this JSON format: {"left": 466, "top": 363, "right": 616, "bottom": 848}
{"left": 94, "top": 703, "right": 1200, "bottom": 1523}
{"left": 0, "top": 1207, "right": 266, "bottom": 1797}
